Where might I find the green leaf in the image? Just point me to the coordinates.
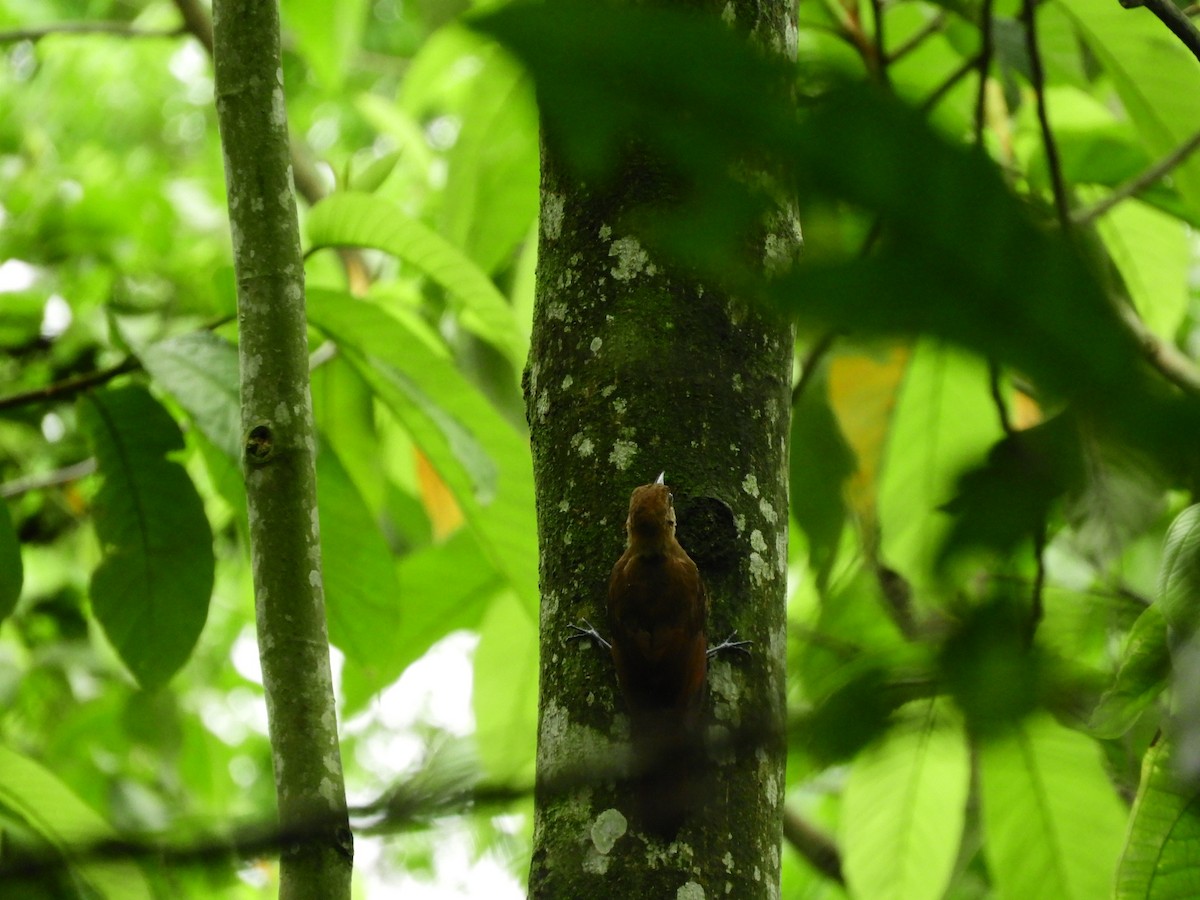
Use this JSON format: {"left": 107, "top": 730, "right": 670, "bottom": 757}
{"left": 0, "top": 744, "right": 154, "bottom": 898}
{"left": 306, "top": 290, "right": 538, "bottom": 612}
{"left": 316, "top": 441, "right": 404, "bottom": 706}
{"left": 1095, "top": 199, "right": 1189, "bottom": 341}
{"left": 80, "top": 385, "right": 215, "bottom": 689}
{"left": 342, "top": 529, "right": 502, "bottom": 712}
{"left": 1090, "top": 603, "right": 1170, "bottom": 739}
{"left": 0, "top": 500, "right": 22, "bottom": 621}
{"left": 312, "top": 352, "right": 387, "bottom": 516}
{"left": 1117, "top": 737, "right": 1200, "bottom": 898}
{"left": 473, "top": 589, "right": 537, "bottom": 783}
{"left": 1056, "top": 0, "right": 1200, "bottom": 220}
{"left": 281, "top": 0, "right": 367, "bottom": 89}
{"left": 440, "top": 43, "right": 539, "bottom": 275}
{"left": 979, "top": 714, "right": 1127, "bottom": 900}
{"left": 347, "top": 148, "right": 403, "bottom": 194}
{"left": 474, "top": 2, "right": 1200, "bottom": 464}
{"left": 790, "top": 365, "right": 855, "bottom": 588}
{"left": 1157, "top": 504, "right": 1200, "bottom": 644}
{"left": 306, "top": 192, "right": 522, "bottom": 362}
{"left": 138, "top": 331, "right": 242, "bottom": 460}
{"left": 878, "top": 341, "right": 1003, "bottom": 586}
{"left": 842, "top": 712, "right": 970, "bottom": 900}
{"left": 938, "top": 414, "right": 1082, "bottom": 569}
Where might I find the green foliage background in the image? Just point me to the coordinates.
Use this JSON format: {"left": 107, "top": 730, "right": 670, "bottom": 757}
{"left": 1, "top": 0, "right": 1200, "bottom": 895}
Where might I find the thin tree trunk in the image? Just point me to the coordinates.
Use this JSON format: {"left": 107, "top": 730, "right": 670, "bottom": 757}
{"left": 525, "top": 2, "right": 797, "bottom": 895}
{"left": 211, "top": 2, "right": 352, "bottom": 897}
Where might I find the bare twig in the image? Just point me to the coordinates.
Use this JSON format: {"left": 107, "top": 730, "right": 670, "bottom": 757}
{"left": 0, "top": 359, "right": 139, "bottom": 412}
{"left": 0, "top": 459, "right": 96, "bottom": 499}
{"left": 988, "top": 361, "right": 1015, "bottom": 437}
{"left": 1028, "top": 526, "right": 1047, "bottom": 643}
{"left": 869, "top": 0, "right": 891, "bottom": 87}
{"left": 920, "top": 53, "right": 982, "bottom": 114}
{"left": 1072, "top": 127, "right": 1200, "bottom": 226}
{"left": 1022, "top": 0, "right": 1070, "bottom": 230}
{"left": 887, "top": 13, "right": 946, "bottom": 63}
{"left": 973, "top": 0, "right": 996, "bottom": 146}
{"left": 1119, "top": 306, "right": 1200, "bottom": 397}
{"left": 783, "top": 807, "right": 845, "bottom": 885}
{"left": 790, "top": 332, "right": 837, "bottom": 407}
{"left": 1122, "top": 0, "right": 1200, "bottom": 64}
{"left": 0, "top": 22, "right": 184, "bottom": 43}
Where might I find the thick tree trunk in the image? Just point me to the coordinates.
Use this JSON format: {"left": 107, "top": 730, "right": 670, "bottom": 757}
{"left": 525, "top": 3, "right": 796, "bottom": 896}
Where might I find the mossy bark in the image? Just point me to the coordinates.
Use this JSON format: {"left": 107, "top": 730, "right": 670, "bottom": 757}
{"left": 212, "top": 1, "right": 352, "bottom": 896}
{"left": 525, "top": 2, "right": 797, "bottom": 896}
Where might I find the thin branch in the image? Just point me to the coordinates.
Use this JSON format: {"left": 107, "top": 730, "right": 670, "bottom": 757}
{"left": 0, "top": 22, "right": 184, "bottom": 43}
{"left": 0, "top": 459, "right": 96, "bottom": 499}
{"left": 1072, "top": 126, "right": 1200, "bottom": 226}
{"left": 171, "top": 0, "right": 212, "bottom": 53}
{"left": 0, "top": 359, "right": 139, "bottom": 412}
{"left": 1118, "top": 306, "right": 1200, "bottom": 397}
{"left": 1028, "top": 526, "right": 1047, "bottom": 643}
{"left": 973, "top": 0, "right": 996, "bottom": 146}
{"left": 1122, "top": 0, "right": 1200, "bottom": 63}
{"left": 887, "top": 12, "right": 946, "bottom": 63}
{"left": 869, "top": 0, "right": 891, "bottom": 87}
{"left": 790, "top": 332, "right": 837, "bottom": 407}
{"left": 988, "top": 361, "right": 1016, "bottom": 437}
{"left": 1022, "top": 0, "right": 1070, "bottom": 230}
{"left": 783, "top": 807, "right": 845, "bottom": 885}
{"left": 920, "top": 53, "right": 982, "bottom": 114}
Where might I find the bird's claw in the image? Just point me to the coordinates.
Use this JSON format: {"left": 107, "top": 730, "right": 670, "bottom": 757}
{"left": 567, "top": 619, "right": 612, "bottom": 650}
{"left": 707, "top": 630, "right": 753, "bottom": 659}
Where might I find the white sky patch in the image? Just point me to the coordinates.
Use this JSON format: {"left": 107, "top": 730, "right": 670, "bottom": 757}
{"left": 40, "top": 412, "right": 65, "bottom": 443}
{"left": 40, "top": 294, "right": 71, "bottom": 339}
{"left": 0, "top": 259, "right": 36, "bottom": 293}
{"left": 231, "top": 625, "right": 264, "bottom": 685}
{"left": 378, "top": 631, "right": 476, "bottom": 736}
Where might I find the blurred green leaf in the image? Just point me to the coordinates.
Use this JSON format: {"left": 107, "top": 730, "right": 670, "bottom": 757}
{"left": 312, "top": 352, "right": 386, "bottom": 518}
{"left": 940, "top": 598, "right": 1041, "bottom": 734}
{"left": 938, "top": 414, "right": 1081, "bottom": 569}
{"left": 980, "top": 714, "right": 1126, "bottom": 900}
{"left": 1116, "top": 738, "right": 1200, "bottom": 898}
{"left": 1090, "top": 603, "right": 1169, "bottom": 739}
{"left": 1057, "top": 0, "right": 1200, "bottom": 220}
{"left": 1157, "top": 504, "right": 1200, "bottom": 646}
{"left": 842, "top": 711, "right": 970, "bottom": 900}
{"left": 797, "top": 565, "right": 907, "bottom": 702}
{"left": 307, "top": 192, "right": 523, "bottom": 362}
{"left": 440, "top": 44, "right": 539, "bottom": 276}
{"left": 473, "top": 589, "right": 537, "bottom": 783}
{"left": 1095, "top": 200, "right": 1190, "bottom": 341}
{"left": 343, "top": 528, "right": 502, "bottom": 712}
{"left": 138, "top": 331, "right": 242, "bottom": 460}
{"left": 316, "top": 440, "right": 404, "bottom": 706}
{"left": 79, "top": 385, "right": 214, "bottom": 689}
{"left": 790, "top": 366, "right": 855, "bottom": 588}
{"left": 0, "top": 500, "right": 22, "bottom": 622}
{"left": 878, "top": 341, "right": 1003, "bottom": 584}
{"left": 0, "top": 744, "right": 155, "bottom": 899}
{"left": 347, "top": 149, "right": 403, "bottom": 194}
{"left": 281, "top": 0, "right": 367, "bottom": 89}
{"left": 306, "top": 290, "right": 538, "bottom": 612}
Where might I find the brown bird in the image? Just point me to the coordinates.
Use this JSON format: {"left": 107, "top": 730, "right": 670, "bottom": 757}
{"left": 572, "top": 473, "right": 748, "bottom": 835}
